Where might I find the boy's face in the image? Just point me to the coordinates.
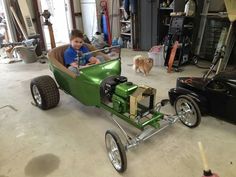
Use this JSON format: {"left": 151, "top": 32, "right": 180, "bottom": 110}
{"left": 71, "top": 37, "right": 84, "bottom": 50}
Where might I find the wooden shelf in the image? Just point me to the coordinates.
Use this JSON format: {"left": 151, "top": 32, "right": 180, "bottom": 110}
{"left": 121, "top": 32, "right": 131, "bottom": 36}
{"left": 120, "top": 4, "right": 133, "bottom": 49}
{"left": 163, "top": 24, "right": 193, "bottom": 28}
{"left": 184, "top": 24, "right": 193, "bottom": 28}
{"left": 120, "top": 20, "right": 131, "bottom": 23}
{"left": 200, "top": 12, "right": 228, "bottom": 18}
{"left": 159, "top": 7, "right": 173, "bottom": 10}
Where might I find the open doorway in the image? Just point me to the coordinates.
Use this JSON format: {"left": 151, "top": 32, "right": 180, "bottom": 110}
{"left": 38, "top": 0, "right": 73, "bottom": 49}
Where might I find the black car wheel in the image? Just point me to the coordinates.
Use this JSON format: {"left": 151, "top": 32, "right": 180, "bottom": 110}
{"left": 30, "top": 75, "right": 60, "bottom": 110}
{"left": 175, "top": 95, "right": 201, "bottom": 128}
{"left": 105, "top": 130, "right": 127, "bottom": 173}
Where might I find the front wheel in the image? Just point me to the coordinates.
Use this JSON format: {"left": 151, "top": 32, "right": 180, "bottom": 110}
{"left": 175, "top": 95, "right": 201, "bottom": 128}
{"left": 105, "top": 130, "right": 127, "bottom": 173}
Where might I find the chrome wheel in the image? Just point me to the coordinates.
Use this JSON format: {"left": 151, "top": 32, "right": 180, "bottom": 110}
{"left": 106, "top": 134, "right": 122, "bottom": 170}
{"left": 32, "top": 85, "right": 42, "bottom": 105}
{"left": 175, "top": 95, "right": 201, "bottom": 128}
{"left": 105, "top": 130, "right": 127, "bottom": 173}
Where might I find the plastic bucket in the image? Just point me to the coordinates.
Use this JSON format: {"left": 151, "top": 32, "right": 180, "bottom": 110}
{"left": 148, "top": 45, "right": 165, "bottom": 66}
{"left": 13, "top": 46, "right": 37, "bottom": 63}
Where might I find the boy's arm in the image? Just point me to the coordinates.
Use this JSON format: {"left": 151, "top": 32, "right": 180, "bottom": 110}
{"left": 85, "top": 43, "right": 111, "bottom": 61}
{"left": 70, "top": 62, "right": 78, "bottom": 67}
{"left": 88, "top": 56, "right": 100, "bottom": 64}
{"left": 64, "top": 50, "right": 77, "bottom": 67}
{"left": 81, "top": 46, "right": 93, "bottom": 64}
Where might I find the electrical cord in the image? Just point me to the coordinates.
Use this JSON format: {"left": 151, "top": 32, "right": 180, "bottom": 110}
{"left": 194, "top": 64, "right": 210, "bottom": 69}
{"left": 191, "top": 56, "right": 210, "bottom": 69}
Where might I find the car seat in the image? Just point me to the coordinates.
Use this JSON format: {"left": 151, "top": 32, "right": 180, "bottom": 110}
{"left": 48, "top": 43, "right": 109, "bottom": 78}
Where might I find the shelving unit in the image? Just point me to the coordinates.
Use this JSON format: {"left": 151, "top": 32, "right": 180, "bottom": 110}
{"left": 121, "top": 32, "right": 131, "bottom": 36}
{"left": 157, "top": 0, "right": 186, "bottom": 44}
{"left": 119, "top": 2, "right": 133, "bottom": 48}
{"left": 159, "top": 7, "right": 173, "bottom": 10}
{"left": 120, "top": 20, "right": 131, "bottom": 23}
{"left": 157, "top": 0, "right": 174, "bottom": 44}
{"left": 164, "top": 16, "right": 195, "bottom": 69}
{"left": 194, "top": 0, "right": 234, "bottom": 67}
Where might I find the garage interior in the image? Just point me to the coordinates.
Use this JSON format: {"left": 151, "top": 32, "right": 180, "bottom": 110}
{"left": 0, "top": 0, "right": 235, "bottom": 177}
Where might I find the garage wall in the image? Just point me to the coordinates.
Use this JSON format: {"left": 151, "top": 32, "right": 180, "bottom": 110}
{"left": 26, "top": 0, "right": 35, "bottom": 19}
{"left": 72, "top": 0, "right": 84, "bottom": 31}
{"left": 138, "top": 0, "right": 158, "bottom": 50}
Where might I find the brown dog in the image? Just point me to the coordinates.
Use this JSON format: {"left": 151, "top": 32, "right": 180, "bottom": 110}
{"left": 133, "top": 55, "right": 153, "bottom": 76}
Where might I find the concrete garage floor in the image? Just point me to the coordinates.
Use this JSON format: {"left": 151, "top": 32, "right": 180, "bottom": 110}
{"left": 0, "top": 49, "right": 235, "bottom": 177}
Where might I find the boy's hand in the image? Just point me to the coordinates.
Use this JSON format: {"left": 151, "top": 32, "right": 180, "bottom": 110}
{"left": 71, "top": 62, "right": 78, "bottom": 68}
{"left": 89, "top": 57, "right": 100, "bottom": 64}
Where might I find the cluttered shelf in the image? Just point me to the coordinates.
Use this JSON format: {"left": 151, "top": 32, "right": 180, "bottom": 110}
{"left": 120, "top": 20, "right": 131, "bottom": 23}
{"left": 163, "top": 23, "right": 193, "bottom": 28}
{"left": 119, "top": 0, "right": 134, "bottom": 49}
{"left": 159, "top": 7, "right": 173, "bottom": 10}
{"left": 121, "top": 33, "right": 131, "bottom": 36}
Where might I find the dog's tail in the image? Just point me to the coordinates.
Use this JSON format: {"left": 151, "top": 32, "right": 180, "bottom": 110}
{"left": 132, "top": 55, "right": 142, "bottom": 70}
{"left": 132, "top": 63, "right": 136, "bottom": 70}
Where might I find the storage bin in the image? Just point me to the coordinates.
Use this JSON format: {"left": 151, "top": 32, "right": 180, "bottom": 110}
{"left": 148, "top": 45, "right": 165, "bottom": 66}
{"left": 13, "top": 46, "right": 37, "bottom": 63}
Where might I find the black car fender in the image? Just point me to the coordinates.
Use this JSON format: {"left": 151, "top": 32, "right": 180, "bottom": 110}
{"left": 168, "top": 87, "right": 208, "bottom": 114}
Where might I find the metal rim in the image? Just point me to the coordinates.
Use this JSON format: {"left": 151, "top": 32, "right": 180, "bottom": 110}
{"left": 105, "top": 134, "right": 122, "bottom": 171}
{"left": 175, "top": 98, "right": 197, "bottom": 126}
{"left": 32, "top": 85, "right": 42, "bottom": 105}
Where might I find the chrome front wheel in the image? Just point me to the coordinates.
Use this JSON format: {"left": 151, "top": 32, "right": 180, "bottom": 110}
{"left": 105, "top": 130, "right": 127, "bottom": 173}
{"left": 175, "top": 95, "right": 201, "bottom": 128}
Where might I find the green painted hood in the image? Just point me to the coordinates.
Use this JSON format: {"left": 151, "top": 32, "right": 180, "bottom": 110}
{"left": 80, "top": 59, "right": 122, "bottom": 86}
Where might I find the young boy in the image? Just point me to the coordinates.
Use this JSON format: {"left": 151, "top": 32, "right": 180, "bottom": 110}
{"left": 64, "top": 29, "right": 100, "bottom": 74}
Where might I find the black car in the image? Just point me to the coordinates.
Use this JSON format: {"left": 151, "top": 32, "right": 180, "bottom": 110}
{"left": 169, "top": 71, "right": 236, "bottom": 124}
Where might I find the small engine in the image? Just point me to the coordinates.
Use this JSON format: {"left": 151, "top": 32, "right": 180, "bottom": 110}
{"left": 100, "top": 76, "right": 156, "bottom": 117}
{"left": 112, "top": 82, "right": 138, "bottom": 113}
{"left": 100, "top": 76, "right": 138, "bottom": 113}
{"left": 100, "top": 76, "right": 127, "bottom": 102}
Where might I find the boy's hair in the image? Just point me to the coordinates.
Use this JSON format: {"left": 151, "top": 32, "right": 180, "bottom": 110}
{"left": 70, "top": 29, "right": 84, "bottom": 40}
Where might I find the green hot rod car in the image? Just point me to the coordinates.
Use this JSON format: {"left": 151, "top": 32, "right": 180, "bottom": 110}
{"left": 30, "top": 44, "right": 201, "bottom": 173}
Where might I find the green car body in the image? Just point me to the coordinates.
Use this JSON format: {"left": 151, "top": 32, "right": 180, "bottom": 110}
{"left": 49, "top": 58, "right": 121, "bottom": 106}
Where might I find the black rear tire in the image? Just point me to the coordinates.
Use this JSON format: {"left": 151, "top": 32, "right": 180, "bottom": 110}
{"left": 30, "top": 75, "right": 60, "bottom": 110}
{"left": 105, "top": 130, "right": 127, "bottom": 173}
